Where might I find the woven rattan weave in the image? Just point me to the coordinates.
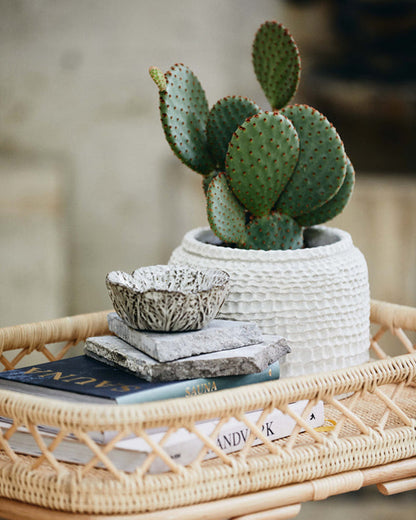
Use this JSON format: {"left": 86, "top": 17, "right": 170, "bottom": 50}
{"left": 0, "top": 299, "right": 414, "bottom": 520}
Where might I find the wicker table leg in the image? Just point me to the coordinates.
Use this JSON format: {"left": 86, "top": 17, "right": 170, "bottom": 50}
{"left": 377, "top": 477, "right": 416, "bottom": 495}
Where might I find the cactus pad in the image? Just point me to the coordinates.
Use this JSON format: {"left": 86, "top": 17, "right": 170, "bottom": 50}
{"left": 158, "top": 64, "right": 214, "bottom": 175}
{"left": 206, "top": 96, "right": 260, "bottom": 170}
{"left": 296, "top": 157, "right": 355, "bottom": 226}
{"left": 245, "top": 211, "right": 303, "bottom": 250}
{"left": 226, "top": 112, "right": 299, "bottom": 217}
{"left": 276, "top": 105, "right": 347, "bottom": 217}
{"left": 206, "top": 173, "right": 247, "bottom": 245}
{"left": 252, "top": 21, "right": 301, "bottom": 110}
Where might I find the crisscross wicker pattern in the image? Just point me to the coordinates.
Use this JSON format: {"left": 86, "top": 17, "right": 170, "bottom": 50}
{"left": 0, "top": 300, "right": 414, "bottom": 518}
{"left": 0, "top": 310, "right": 109, "bottom": 371}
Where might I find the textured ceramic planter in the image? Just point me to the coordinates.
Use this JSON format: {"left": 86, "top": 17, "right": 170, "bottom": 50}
{"left": 169, "top": 226, "right": 370, "bottom": 377}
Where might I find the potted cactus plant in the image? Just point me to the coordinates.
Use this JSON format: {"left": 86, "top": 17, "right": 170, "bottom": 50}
{"left": 150, "top": 21, "right": 370, "bottom": 377}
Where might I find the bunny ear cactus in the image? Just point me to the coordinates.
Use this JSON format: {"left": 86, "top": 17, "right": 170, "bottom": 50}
{"left": 246, "top": 212, "right": 303, "bottom": 250}
{"left": 150, "top": 21, "right": 354, "bottom": 251}
{"left": 276, "top": 104, "right": 347, "bottom": 217}
{"left": 205, "top": 107, "right": 351, "bottom": 250}
{"left": 225, "top": 112, "right": 299, "bottom": 217}
{"left": 252, "top": 21, "right": 301, "bottom": 110}
{"left": 150, "top": 67, "right": 261, "bottom": 175}
{"left": 295, "top": 157, "right": 355, "bottom": 227}
{"left": 206, "top": 96, "right": 260, "bottom": 171}
{"left": 206, "top": 172, "right": 247, "bottom": 245}
{"left": 151, "top": 63, "right": 214, "bottom": 175}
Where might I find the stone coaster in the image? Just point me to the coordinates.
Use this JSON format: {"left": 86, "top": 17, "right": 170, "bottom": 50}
{"left": 107, "top": 312, "right": 263, "bottom": 362}
{"left": 84, "top": 335, "right": 290, "bottom": 382}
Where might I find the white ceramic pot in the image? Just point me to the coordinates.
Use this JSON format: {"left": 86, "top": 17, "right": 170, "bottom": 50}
{"left": 169, "top": 226, "right": 370, "bottom": 377}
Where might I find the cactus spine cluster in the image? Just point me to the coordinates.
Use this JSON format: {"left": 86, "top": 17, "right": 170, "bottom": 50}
{"left": 150, "top": 21, "right": 354, "bottom": 250}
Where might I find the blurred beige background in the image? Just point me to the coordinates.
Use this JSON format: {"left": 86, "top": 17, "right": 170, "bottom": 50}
{"left": 0, "top": 1, "right": 415, "bottom": 517}
{"left": 0, "top": 0, "right": 415, "bottom": 327}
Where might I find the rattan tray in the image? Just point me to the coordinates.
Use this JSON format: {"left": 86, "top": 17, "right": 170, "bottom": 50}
{"left": 0, "top": 299, "right": 415, "bottom": 520}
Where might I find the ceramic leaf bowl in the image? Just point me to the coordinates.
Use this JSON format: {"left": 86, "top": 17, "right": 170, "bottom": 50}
{"left": 106, "top": 265, "right": 230, "bottom": 332}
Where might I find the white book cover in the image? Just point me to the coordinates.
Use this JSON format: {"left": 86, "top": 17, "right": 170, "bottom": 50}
{"left": 113, "top": 399, "right": 324, "bottom": 472}
{"left": 0, "top": 399, "right": 324, "bottom": 474}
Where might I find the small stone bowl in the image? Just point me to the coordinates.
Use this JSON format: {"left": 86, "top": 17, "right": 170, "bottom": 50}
{"left": 106, "top": 265, "right": 230, "bottom": 332}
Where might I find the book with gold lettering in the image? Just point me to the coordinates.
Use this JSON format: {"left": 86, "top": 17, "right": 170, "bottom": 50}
{"left": 0, "top": 355, "right": 281, "bottom": 405}
{"left": 0, "top": 399, "right": 324, "bottom": 473}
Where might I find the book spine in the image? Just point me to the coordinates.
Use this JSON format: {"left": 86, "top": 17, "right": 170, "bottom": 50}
{"left": 0, "top": 423, "right": 148, "bottom": 472}
{"left": 115, "top": 399, "right": 325, "bottom": 473}
{"left": 117, "top": 360, "right": 280, "bottom": 404}
{"left": 0, "top": 399, "right": 324, "bottom": 474}
{"left": 0, "top": 362, "right": 281, "bottom": 444}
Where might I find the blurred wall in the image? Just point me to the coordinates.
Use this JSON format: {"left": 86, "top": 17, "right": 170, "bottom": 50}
{"left": 0, "top": 0, "right": 283, "bottom": 324}
{"left": 0, "top": 0, "right": 415, "bottom": 327}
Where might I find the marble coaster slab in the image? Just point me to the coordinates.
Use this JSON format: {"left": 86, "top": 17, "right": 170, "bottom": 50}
{"left": 107, "top": 312, "right": 263, "bottom": 362}
{"left": 84, "top": 335, "right": 290, "bottom": 382}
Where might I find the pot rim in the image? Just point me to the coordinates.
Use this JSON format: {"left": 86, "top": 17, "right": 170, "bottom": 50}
{"left": 177, "top": 226, "right": 354, "bottom": 263}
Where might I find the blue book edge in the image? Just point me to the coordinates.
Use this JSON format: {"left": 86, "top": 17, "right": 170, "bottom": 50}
{"left": 0, "top": 355, "right": 280, "bottom": 405}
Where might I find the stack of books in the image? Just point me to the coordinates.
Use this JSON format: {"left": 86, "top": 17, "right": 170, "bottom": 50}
{"left": 0, "top": 314, "right": 324, "bottom": 473}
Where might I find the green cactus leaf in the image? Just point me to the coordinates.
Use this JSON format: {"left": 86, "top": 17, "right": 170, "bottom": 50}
{"left": 225, "top": 112, "right": 299, "bottom": 217}
{"left": 159, "top": 64, "right": 214, "bottom": 175}
{"left": 245, "top": 211, "right": 303, "bottom": 250}
{"left": 206, "top": 96, "right": 260, "bottom": 170}
{"left": 252, "top": 21, "right": 301, "bottom": 110}
{"left": 206, "top": 172, "right": 247, "bottom": 245}
{"left": 276, "top": 104, "right": 347, "bottom": 218}
{"left": 296, "top": 156, "right": 355, "bottom": 226}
